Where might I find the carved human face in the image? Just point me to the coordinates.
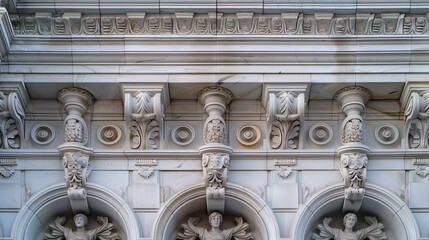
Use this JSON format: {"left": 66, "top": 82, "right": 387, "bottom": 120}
{"left": 344, "top": 214, "right": 357, "bottom": 230}
{"left": 74, "top": 214, "right": 88, "bottom": 228}
{"left": 210, "top": 214, "right": 221, "bottom": 228}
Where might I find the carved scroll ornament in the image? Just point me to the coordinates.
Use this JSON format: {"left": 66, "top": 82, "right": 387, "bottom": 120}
{"left": 405, "top": 91, "right": 429, "bottom": 149}
{"left": 127, "top": 91, "right": 162, "bottom": 150}
{"left": 0, "top": 91, "right": 25, "bottom": 149}
{"left": 267, "top": 91, "right": 302, "bottom": 149}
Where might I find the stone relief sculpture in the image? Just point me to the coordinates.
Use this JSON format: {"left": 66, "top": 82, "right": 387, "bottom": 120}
{"left": 0, "top": 91, "right": 25, "bottom": 149}
{"left": 177, "top": 211, "right": 253, "bottom": 240}
{"left": 128, "top": 91, "right": 161, "bottom": 150}
{"left": 313, "top": 213, "right": 387, "bottom": 240}
{"left": 45, "top": 213, "right": 120, "bottom": 240}
{"left": 268, "top": 91, "right": 301, "bottom": 149}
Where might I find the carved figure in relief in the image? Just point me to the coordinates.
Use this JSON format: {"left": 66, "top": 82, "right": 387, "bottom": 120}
{"left": 177, "top": 212, "right": 253, "bottom": 240}
{"left": 45, "top": 213, "right": 120, "bottom": 240}
{"left": 313, "top": 213, "right": 387, "bottom": 240}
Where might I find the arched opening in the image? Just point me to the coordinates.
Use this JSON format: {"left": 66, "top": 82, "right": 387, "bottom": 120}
{"left": 291, "top": 183, "right": 420, "bottom": 240}
{"left": 153, "top": 183, "right": 280, "bottom": 240}
{"left": 11, "top": 183, "right": 140, "bottom": 240}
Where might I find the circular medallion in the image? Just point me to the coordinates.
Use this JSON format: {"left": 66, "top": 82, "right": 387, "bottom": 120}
{"left": 31, "top": 124, "right": 55, "bottom": 145}
{"left": 97, "top": 124, "right": 122, "bottom": 145}
{"left": 309, "top": 123, "right": 333, "bottom": 145}
{"left": 236, "top": 125, "right": 261, "bottom": 146}
{"left": 375, "top": 123, "right": 399, "bottom": 145}
{"left": 171, "top": 125, "right": 195, "bottom": 146}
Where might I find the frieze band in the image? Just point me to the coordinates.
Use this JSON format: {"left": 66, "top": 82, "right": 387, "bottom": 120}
{"left": 9, "top": 12, "right": 429, "bottom": 36}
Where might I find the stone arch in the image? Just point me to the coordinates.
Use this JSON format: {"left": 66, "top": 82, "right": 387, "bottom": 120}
{"left": 11, "top": 183, "right": 140, "bottom": 240}
{"left": 291, "top": 183, "right": 420, "bottom": 240}
{"left": 153, "top": 183, "right": 280, "bottom": 240}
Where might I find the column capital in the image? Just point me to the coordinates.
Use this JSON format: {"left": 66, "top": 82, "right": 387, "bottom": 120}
{"left": 334, "top": 86, "right": 371, "bottom": 113}
{"left": 58, "top": 87, "right": 94, "bottom": 116}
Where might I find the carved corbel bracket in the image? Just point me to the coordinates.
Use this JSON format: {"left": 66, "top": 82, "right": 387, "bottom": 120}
{"left": 0, "top": 90, "right": 25, "bottom": 149}
{"left": 123, "top": 85, "right": 166, "bottom": 150}
{"left": 339, "top": 152, "right": 368, "bottom": 213}
{"left": 202, "top": 152, "right": 230, "bottom": 214}
{"left": 404, "top": 91, "right": 429, "bottom": 149}
{"left": 335, "top": 86, "right": 371, "bottom": 214}
{"left": 0, "top": 158, "right": 17, "bottom": 178}
{"left": 266, "top": 91, "right": 305, "bottom": 150}
{"left": 63, "top": 152, "right": 91, "bottom": 214}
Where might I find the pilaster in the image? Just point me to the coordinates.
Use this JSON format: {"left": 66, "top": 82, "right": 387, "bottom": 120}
{"left": 335, "top": 86, "right": 371, "bottom": 214}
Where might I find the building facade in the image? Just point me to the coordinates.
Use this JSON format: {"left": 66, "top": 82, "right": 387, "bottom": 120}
{"left": 0, "top": 0, "right": 428, "bottom": 239}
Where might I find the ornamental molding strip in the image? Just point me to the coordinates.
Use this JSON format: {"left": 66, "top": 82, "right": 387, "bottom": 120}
{"left": 9, "top": 12, "right": 429, "bottom": 36}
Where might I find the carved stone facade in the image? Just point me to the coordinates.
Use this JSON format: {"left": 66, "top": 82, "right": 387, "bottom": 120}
{"left": 0, "top": 1, "right": 428, "bottom": 240}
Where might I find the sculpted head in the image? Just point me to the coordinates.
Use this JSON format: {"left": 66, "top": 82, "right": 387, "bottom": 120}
{"left": 208, "top": 212, "right": 223, "bottom": 228}
{"left": 343, "top": 213, "right": 358, "bottom": 230}
{"left": 74, "top": 213, "right": 88, "bottom": 228}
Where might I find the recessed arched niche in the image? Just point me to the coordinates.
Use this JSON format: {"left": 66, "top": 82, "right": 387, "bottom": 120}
{"left": 291, "top": 183, "right": 420, "bottom": 240}
{"left": 11, "top": 183, "right": 140, "bottom": 240}
{"left": 153, "top": 183, "right": 280, "bottom": 240}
